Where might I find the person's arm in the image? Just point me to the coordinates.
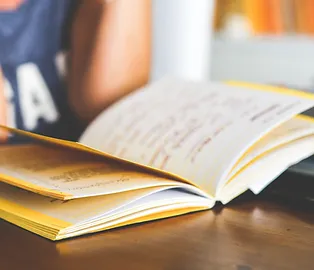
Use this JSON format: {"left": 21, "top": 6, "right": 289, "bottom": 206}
{"left": 68, "top": 0, "right": 151, "bottom": 122}
{"left": 0, "top": 68, "right": 8, "bottom": 142}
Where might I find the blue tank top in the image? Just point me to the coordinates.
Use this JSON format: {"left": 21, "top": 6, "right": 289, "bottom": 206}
{"left": 0, "top": 0, "right": 83, "bottom": 143}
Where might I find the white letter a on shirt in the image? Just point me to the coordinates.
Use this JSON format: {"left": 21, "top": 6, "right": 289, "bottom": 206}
{"left": 17, "top": 63, "right": 59, "bottom": 130}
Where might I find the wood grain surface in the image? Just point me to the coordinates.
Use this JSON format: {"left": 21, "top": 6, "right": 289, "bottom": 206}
{"left": 1, "top": 191, "right": 313, "bottom": 270}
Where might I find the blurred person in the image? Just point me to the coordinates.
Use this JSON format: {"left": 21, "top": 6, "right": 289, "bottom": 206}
{"left": 0, "top": 0, "right": 151, "bottom": 143}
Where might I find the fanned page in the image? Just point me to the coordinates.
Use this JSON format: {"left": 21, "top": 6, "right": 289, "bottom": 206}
{"left": 0, "top": 144, "right": 208, "bottom": 200}
{"left": 79, "top": 78, "right": 314, "bottom": 196}
{"left": 226, "top": 116, "right": 314, "bottom": 181}
{"left": 218, "top": 116, "right": 314, "bottom": 203}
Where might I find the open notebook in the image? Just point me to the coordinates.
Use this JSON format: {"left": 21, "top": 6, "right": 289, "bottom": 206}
{"left": 1, "top": 78, "right": 314, "bottom": 240}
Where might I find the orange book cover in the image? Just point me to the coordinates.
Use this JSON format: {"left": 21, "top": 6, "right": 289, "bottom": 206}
{"left": 281, "top": 0, "right": 296, "bottom": 33}
{"left": 266, "top": 0, "right": 284, "bottom": 34}
{"left": 294, "top": 0, "right": 308, "bottom": 34}
{"left": 304, "top": 0, "right": 314, "bottom": 35}
{"left": 243, "top": 0, "right": 269, "bottom": 34}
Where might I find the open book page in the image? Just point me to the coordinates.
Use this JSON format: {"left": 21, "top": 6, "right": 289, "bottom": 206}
{"left": 218, "top": 134, "right": 314, "bottom": 204}
{"left": 79, "top": 78, "right": 314, "bottom": 195}
{"left": 0, "top": 144, "right": 206, "bottom": 200}
{"left": 227, "top": 115, "right": 314, "bottom": 181}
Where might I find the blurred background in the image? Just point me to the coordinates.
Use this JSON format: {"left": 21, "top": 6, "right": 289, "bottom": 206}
{"left": 152, "top": 0, "right": 314, "bottom": 92}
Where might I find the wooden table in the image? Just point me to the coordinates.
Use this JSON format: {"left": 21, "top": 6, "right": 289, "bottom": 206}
{"left": 1, "top": 191, "right": 313, "bottom": 270}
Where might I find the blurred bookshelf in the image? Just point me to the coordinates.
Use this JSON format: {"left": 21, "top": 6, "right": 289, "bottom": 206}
{"left": 210, "top": 0, "right": 314, "bottom": 91}
{"left": 213, "top": 0, "right": 314, "bottom": 38}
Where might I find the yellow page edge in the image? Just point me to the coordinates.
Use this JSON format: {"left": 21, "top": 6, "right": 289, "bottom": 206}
{"left": 0, "top": 173, "right": 72, "bottom": 200}
{"left": 295, "top": 114, "right": 314, "bottom": 123}
{"left": 225, "top": 114, "right": 314, "bottom": 181}
{"left": 58, "top": 204, "right": 209, "bottom": 241}
{"left": 226, "top": 81, "right": 314, "bottom": 100}
{"left": 57, "top": 207, "right": 206, "bottom": 250}
{"left": 1, "top": 213, "right": 57, "bottom": 240}
{"left": 0, "top": 198, "right": 71, "bottom": 233}
{"left": 226, "top": 133, "right": 314, "bottom": 186}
